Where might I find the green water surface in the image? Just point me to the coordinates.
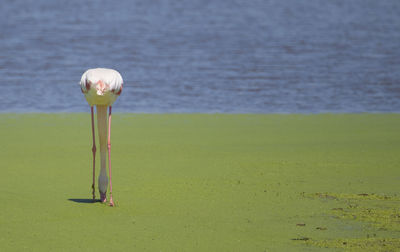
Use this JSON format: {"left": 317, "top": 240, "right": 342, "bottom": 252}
{"left": 1, "top": 114, "right": 399, "bottom": 251}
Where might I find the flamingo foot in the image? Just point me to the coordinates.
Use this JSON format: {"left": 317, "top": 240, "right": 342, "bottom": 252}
{"left": 109, "top": 195, "right": 114, "bottom": 207}
{"left": 100, "top": 192, "right": 107, "bottom": 203}
{"left": 92, "top": 184, "right": 96, "bottom": 201}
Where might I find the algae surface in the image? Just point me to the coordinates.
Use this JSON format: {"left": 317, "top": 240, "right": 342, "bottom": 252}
{"left": 0, "top": 114, "right": 399, "bottom": 251}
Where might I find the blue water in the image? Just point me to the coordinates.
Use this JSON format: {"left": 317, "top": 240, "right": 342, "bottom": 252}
{"left": 0, "top": 0, "right": 399, "bottom": 113}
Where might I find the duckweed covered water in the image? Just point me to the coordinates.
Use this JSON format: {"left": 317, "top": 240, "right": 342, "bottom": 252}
{"left": 304, "top": 193, "right": 400, "bottom": 250}
{"left": 0, "top": 114, "right": 399, "bottom": 251}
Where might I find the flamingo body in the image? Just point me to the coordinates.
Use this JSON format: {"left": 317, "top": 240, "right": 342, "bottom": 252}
{"left": 79, "top": 68, "right": 123, "bottom": 206}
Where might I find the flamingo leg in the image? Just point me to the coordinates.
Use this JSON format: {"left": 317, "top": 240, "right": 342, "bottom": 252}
{"left": 91, "top": 106, "right": 96, "bottom": 201}
{"left": 108, "top": 106, "right": 114, "bottom": 206}
{"left": 97, "top": 106, "right": 109, "bottom": 202}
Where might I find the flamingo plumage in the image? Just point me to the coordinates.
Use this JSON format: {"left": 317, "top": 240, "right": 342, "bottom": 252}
{"left": 79, "top": 68, "right": 123, "bottom": 206}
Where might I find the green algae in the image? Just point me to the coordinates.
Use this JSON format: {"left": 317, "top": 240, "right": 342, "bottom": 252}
{"left": 318, "top": 192, "right": 400, "bottom": 231}
{"left": 0, "top": 113, "right": 400, "bottom": 251}
{"left": 306, "top": 238, "right": 400, "bottom": 251}
{"left": 300, "top": 192, "right": 400, "bottom": 250}
{"left": 310, "top": 192, "right": 397, "bottom": 201}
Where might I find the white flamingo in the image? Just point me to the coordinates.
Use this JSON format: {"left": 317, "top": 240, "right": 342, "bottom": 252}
{"left": 79, "top": 68, "right": 123, "bottom": 206}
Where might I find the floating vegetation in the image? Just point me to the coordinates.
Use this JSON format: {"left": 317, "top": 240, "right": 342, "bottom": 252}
{"left": 333, "top": 205, "right": 400, "bottom": 231}
{"left": 308, "top": 192, "right": 396, "bottom": 201}
{"left": 309, "top": 192, "right": 400, "bottom": 231}
{"left": 297, "top": 192, "right": 400, "bottom": 250}
{"left": 306, "top": 238, "right": 400, "bottom": 251}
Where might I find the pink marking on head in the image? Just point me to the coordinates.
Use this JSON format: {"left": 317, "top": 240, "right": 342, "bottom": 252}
{"left": 97, "top": 80, "right": 104, "bottom": 88}
{"left": 96, "top": 80, "right": 109, "bottom": 95}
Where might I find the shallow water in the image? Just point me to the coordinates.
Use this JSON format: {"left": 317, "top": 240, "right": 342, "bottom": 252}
{"left": 0, "top": 0, "right": 399, "bottom": 113}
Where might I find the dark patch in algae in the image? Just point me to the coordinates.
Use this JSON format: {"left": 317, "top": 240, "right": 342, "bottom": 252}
{"left": 292, "top": 237, "right": 310, "bottom": 241}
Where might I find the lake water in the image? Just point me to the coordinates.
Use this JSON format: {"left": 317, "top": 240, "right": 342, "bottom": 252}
{"left": 0, "top": 0, "right": 399, "bottom": 113}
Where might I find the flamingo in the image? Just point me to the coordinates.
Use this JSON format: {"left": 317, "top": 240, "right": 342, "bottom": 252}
{"left": 79, "top": 68, "right": 123, "bottom": 206}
